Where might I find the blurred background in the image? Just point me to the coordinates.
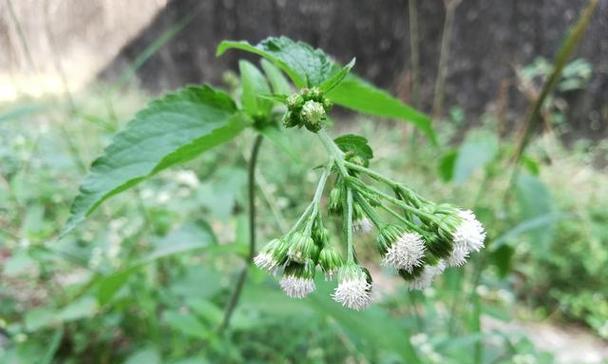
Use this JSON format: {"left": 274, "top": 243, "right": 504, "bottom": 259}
{"left": 1, "top": 0, "right": 607, "bottom": 363}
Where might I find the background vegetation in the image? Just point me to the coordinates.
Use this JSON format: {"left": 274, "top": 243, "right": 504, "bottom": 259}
{"left": 1, "top": 1, "right": 607, "bottom": 363}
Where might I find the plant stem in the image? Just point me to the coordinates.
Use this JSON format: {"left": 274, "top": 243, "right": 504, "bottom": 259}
{"left": 432, "top": 0, "right": 461, "bottom": 119}
{"left": 408, "top": 0, "right": 421, "bottom": 109}
{"left": 219, "top": 134, "right": 263, "bottom": 332}
{"left": 506, "top": 0, "right": 598, "bottom": 196}
{"left": 344, "top": 187, "right": 355, "bottom": 262}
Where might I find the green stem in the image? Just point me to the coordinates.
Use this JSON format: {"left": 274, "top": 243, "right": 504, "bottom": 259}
{"left": 303, "top": 165, "right": 332, "bottom": 235}
{"left": 377, "top": 204, "right": 426, "bottom": 235}
{"left": 352, "top": 192, "right": 383, "bottom": 229}
{"left": 219, "top": 134, "right": 263, "bottom": 332}
{"left": 344, "top": 187, "right": 355, "bottom": 262}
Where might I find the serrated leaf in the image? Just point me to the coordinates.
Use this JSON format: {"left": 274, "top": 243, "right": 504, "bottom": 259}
{"left": 334, "top": 134, "right": 373, "bottom": 166}
{"left": 239, "top": 60, "right": 272, "bottom": 116}
{"left": 217, "top": 36, "right": 334, "bottom": 88}
{"left": 327, "top": 77, "right": 436, "bottom": 144}
{"left": 260, "top": 59, "right": 292, "bottom": 95}
{"left": 63, "top": 85, "right": 244, "bottom": 235}
{"left": 319, "top": 58, "right": 355, "bottom": 92}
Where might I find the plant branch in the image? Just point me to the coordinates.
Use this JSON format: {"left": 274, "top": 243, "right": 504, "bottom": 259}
{"left": 432, "top": 0, "right": 461, "bottom": 119}
{"left": 219, "top": 134, "right": 263, "bottom": 332}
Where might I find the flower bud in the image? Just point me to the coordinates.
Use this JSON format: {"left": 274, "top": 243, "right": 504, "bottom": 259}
{"left": 332, "top": 263, "right": 373, "bottom": 310}
{"left": 311, "top": 221, "right": 330, "bottom": 249}
{"left": 280, "top": 260, "right": 316, "bottom": 298}
{"left": 328, "top": 187, "right": 343, "bottom": 214}
{"left": 318, "top": 246, "right": 344, "bottom": 280}
{"left": 287, "top": 232, "right": 319, "bottom": 264}
{"left": 301, "top": 100, "right": 327, "bottom": 132}
{"left": 287, "top": 93, "right": 304, "bottom": 110}
{"left": 282, "top": 110, "right": 302, "bottom": 128}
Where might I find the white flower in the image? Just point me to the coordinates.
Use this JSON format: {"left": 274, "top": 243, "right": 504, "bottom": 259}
{"left": 254, "top": 252, "right": 278, "bottom": 273}
{"left": 446, "top": 240, "right": 469, "bottom": 267}
{"left": 454, "top": 209, "right": 486, "bottom": 252}
{"left": 279, "top": 275, "right": 315, "bottom": 298}
{"left": 409, "top": 261, "right": 446, "bottom": 290}
{"left": 353, "top": 218, "right": 373, "bottom": 233}
{"left": 382, "top": 232, "right": 426, "bottom": 272}
{"left": 333, "top": 265, "right": 373, "bottom": 310}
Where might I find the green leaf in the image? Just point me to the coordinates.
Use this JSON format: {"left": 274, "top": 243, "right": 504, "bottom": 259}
{"left": 124, "top": 347, "right": 161, "bottom": 364}
{"left": 260, "top": 59, "right": 292, "bottom": 95}
{"left": 96, "top": 224, "right": 214, "bottom": 305}
{"left": 438, "top": 149, "right": 458, "bottom": 182}
{"left": 334, "top": 134, "right": 373, "bottom": 166}
{"left": 515, "top": 173, "right": 555, "bottom": 249}
{"left": 491, "top": 245, "right": 515, "bottom": 277}
{"left": 319, "top": 58, "right": 355, "bottom": 93}
{"left": 163, "top": 311, "right": 209, "bottom": 340}
{"left": 260, "top": 125, "right": 301, "bottom": 163}
{"left": 239, "top": 60, "right": 272, "bottom": 116}
{"left": 63, "top": 85, "right": 244, "bottom": 235}
{"left": 327, "top": 76, "right": 436, "bottom": 144}
{"left": 217, "top": 36, "right": 334, "bottom": 88}
{"left": 453, "top": 133, "right": 498, "bottom": 184}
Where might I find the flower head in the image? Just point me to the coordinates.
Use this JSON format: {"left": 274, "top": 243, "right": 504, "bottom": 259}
{"left": 454, "top": 210, "right": 486, "bottom": 252}
{"left": 332, "top": 263, "right": 373, "bottom": 310}
{"left": 279, "top": 260, "right": 316, "bottom": 298}
{"left": 445, "top": 240, "right": 469, "bottom": 267}
{"left": 287, "top": 232, "right": 319, "bottom": 264}
{"left": 254, "top": 239, "right": 288, "bottom": 273}
{"left": 353, "top": 218, "right": 373, "bottom": 233}
{"left": 301, "top": 100, "right": 326, "bottom": 132}
{"left": 382, "top": 232, "right": 426, "bottom": 273}
{"left": 408, "top": 260, "right": 446, "bottom": 290}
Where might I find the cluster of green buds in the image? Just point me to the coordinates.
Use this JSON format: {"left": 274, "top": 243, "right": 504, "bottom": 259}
{"left": 282, "top": 87, "right": 332, "bottom": 132}
{"left": 254, "top": 89, "right": 486, "bottom": 311}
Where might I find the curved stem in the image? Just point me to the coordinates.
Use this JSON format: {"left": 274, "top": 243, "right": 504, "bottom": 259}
{"left": 219, "top": 134, "right": 263, "bottom": 332}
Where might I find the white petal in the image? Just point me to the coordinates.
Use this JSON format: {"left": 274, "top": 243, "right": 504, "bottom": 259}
{"left": 332, "top": 277, "right": 373, "bottom": 310}
{"left": 279, "top": 276, "right": 315, "bottom": 298}
{"left": 382, "top": 232, "right": 425, "bottom": 272}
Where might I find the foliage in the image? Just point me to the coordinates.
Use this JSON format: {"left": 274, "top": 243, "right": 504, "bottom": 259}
{"left": 1, "top": 32, "right": 606, "bottom": 363}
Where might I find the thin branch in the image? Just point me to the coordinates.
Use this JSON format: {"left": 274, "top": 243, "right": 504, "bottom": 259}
{"left": 219, "top": 134, "right": 264, "bottom": 332}
{"left": 432, "top": 0, "right": 461, "bottom": 119}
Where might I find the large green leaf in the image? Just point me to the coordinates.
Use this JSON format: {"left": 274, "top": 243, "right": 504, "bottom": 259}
{"left": 327, "top": 76, "right": 436, "bottom": 144}
{"left": 239, "top": 60, "right": 272, "bottom": 116}
{"left": 63, "top": 85, "right": 245, "bottom": 235}
{"left": 218, "top": 36, "right": 433, "bottom": 141}
{"left": 217, "top": 36, "right": 334, "bottom": 88}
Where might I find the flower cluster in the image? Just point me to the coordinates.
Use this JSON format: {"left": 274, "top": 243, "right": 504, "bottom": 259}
{"left": 283, "top": 87, "right": 332, "bottom": 132}
{"left": 253, "top": 89, "right": 486, "bottom": 311}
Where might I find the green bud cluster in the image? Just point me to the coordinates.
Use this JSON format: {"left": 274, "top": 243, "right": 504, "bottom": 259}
{"left": 283, "top": 87, "right": 332, "bottom": 132}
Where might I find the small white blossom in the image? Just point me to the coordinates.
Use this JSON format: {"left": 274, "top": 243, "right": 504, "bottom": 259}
{"left": 333, "top": 266, "right": 373, "bottom": 310}
{"left": 409, "top": 261, "right": 446, "bottom": 290}
{"left": 254, "top": 252, "right": 278, "bottom": 273}
{"left": 353, "top": 218, "right": 373, "bottom": 233}
{"left": 454, "top": 210, "right": 486, "bottom": 252}
{"left": 382, "top": 232, "right": 426, "bottom": 272}
{"left": 446, "top": 240, "right": 469, "bottom": 267}
{"left": 279, "top": 275, "right": 315, "bottom": 298}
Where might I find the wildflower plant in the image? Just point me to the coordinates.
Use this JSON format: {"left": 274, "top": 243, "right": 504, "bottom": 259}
{"left": 64, "top": 36, "right": 485, "bottom": 321}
